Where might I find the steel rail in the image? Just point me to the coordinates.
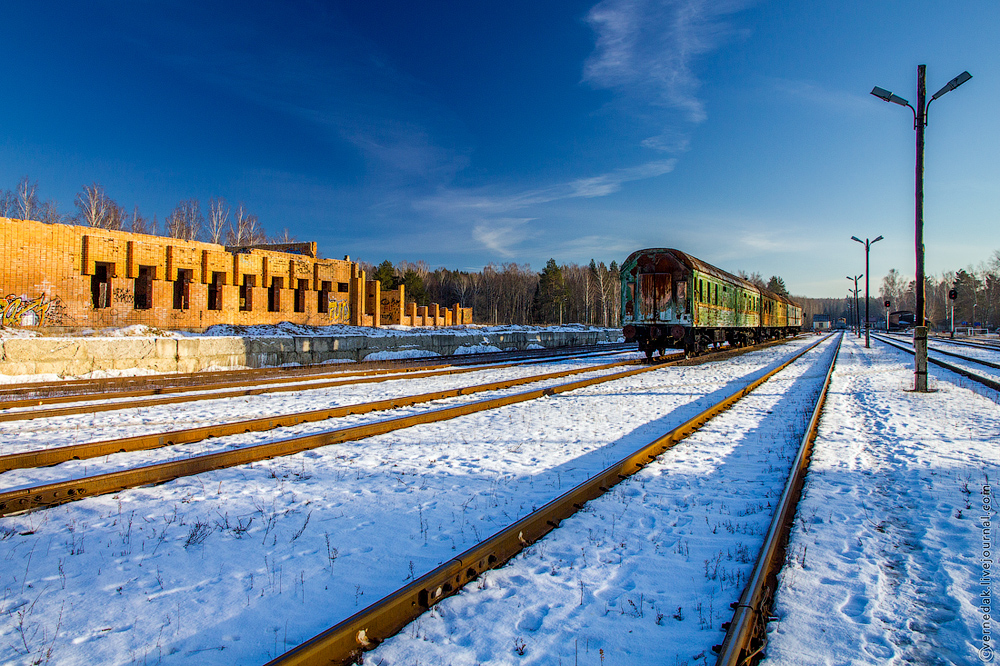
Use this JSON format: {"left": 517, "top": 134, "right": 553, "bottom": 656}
{"left": 0, "top": 352, "right": 694, "bottom": 516}
{"left": 0, "top": 337, "right": 801, "bottom": 516}
{"left": 0, "top": 348, "right": 635, "bottom": 423}
{"left": 263, "top": 335, "right": 830, "bottom": 666}
{"left": 713, "top": 332, "right": 842, "bottom": 665}
{"left": 872, "top": 333, "right": 1000, "bottom": 391}
{"left": 0, "top": 345, "right": 631, "bottom": 409}
{"left": 0, "top": 355, "right": 658, "bottom": 473}
{"left": 926, "top": 334, "right": 1000, "bottom": 350}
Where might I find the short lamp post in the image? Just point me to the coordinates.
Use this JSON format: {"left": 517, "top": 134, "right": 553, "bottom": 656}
{"left": 852, "top": 235, "right": 883, "bottom": 347}
{"left": 848, "top": 275, "right": 863, "bottom": 338}
{"left": 871, "top": 66, "right": 971, "bottom": 391}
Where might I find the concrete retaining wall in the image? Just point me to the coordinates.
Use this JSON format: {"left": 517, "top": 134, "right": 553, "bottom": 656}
{"left": 0, "top": 328, "right": 621, "bottom": 376}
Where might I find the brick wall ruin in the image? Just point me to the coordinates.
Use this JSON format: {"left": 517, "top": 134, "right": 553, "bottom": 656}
{"left": 0, "top": 216, "right": 472, "bottom": 331}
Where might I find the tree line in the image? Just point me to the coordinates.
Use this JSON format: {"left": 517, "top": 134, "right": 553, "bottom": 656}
{"left": 0, "top": 176, "right": 294, "bottom": 246}
{"left": 360, "top": 258, "right": 623, "bottom": 327}
{"left": 795, "top": 250, "right": 1000, "bottom": 331}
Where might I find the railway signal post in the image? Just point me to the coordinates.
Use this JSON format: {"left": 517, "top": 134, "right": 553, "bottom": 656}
{"left": 871, "top": 65, "right": 971, "bottom": 391}
{"left": 949, "top": 287, "right": 957, "bottom": 338}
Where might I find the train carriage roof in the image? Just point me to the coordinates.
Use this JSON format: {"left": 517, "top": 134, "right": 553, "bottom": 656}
{"left": 622, "top": 248, "right": 800, "bottom": 308}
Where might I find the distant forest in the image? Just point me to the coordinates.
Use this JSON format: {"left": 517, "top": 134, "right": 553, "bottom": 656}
{"left": 795, "top": 254, "right": 1000, "bottom": 331}
{"left": 6, "top": 176, "right": 997, "bottom": 329}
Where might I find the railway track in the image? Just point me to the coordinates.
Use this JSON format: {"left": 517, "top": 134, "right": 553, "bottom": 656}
{"left": 0, "top": 346, "right": 633, "bottom": 422}
{"left": 0, "top": 342, "right": 633, "bottom": 406}
{"left": 0, "top": 337, "right": 798, "bottom": 518}
{"left": 263, "top": 333, "right": 838, "bottom": 666}
{"left": 872, "top": 332, "right": 1000, "bottom": 391}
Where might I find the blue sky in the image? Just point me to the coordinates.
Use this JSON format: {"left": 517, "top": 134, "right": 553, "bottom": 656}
{"left": 2, "top": 1, "right": 998, "bottom": 297}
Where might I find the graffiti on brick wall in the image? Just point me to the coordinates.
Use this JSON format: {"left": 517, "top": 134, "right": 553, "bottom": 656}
{"left": 380, "top": 293, "right": 401, "bottom": 324}
{"left": 113, "top": 287, "right": 134, "bottom": 304}
{"left": 328, "top": 297, "right": 350, "bottom": 324}
{"left": 1, "top": 293, "right": 62, "bottom": 327}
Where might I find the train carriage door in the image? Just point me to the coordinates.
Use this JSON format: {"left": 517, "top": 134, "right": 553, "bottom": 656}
{"left": 639, "top": 273, "right": 671, "bottom": 320}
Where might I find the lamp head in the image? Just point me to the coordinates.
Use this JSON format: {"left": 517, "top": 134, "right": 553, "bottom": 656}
{"left": 931, "top": 71, "right": 972, "bottom": 101}
{"left": 873, "top": 235, "right": 884, "bottom": 244}
{"left": 871, "top": 86, "right": 909, "bottom": 106}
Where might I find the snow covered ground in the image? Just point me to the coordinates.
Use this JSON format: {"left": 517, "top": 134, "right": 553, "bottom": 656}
{"left": 874, "top": 332, "right": 1000, "bottom": 388}
{"left": 764, "top": 335, "right": 998, "bottom": 665}
{"left": 2, "top": 333, "right": 989, "bottom": 666}
{"left": 0, "top": 336, "right": 824, "bottom": 665}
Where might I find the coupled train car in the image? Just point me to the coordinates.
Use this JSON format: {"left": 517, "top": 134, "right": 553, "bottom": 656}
{"left": 620, "top": 248, "right": 803, "bottom": 357}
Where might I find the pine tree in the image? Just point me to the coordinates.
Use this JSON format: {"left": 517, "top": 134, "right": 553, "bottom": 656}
{"left": 373, "top": 260, "right": 398, "bottom": 290}
{"left": 767, "top": 275, "right": 789, "bottom": 296}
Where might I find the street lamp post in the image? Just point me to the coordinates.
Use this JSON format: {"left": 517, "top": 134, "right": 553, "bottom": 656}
{"left": 847, "top": 275, "right": 862, "bottom": 337}
{"left": 871, "top": 66, "right": 971, "bottom": 391}
{"left": 852, "top": 235, "right": 883, "bottom": 347}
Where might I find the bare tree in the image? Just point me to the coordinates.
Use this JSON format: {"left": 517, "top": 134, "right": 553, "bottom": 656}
{"left": 226, "top": 203, "right": 264, "bottom": 245}
{"left": 75, "top": 183, "right": 110, "bottom": 227}
{"left": 270, "top": 227, "right": 296, "bottom": 244}
{"left": 164, "top": 199, "right": 202, "bottom": 240}
{"left": 36, "top": 200, "right": 64, "bottom": 224}
{"left": 129, "top": 206, "right": 152, "bottom": 234}
{"left": 0, "top": 189, "right": 15, "bottom": 217}
{"left": 16, "top": 177, "right": 39, "bottom": 221}
{"left": 207, "top": 196, "right": 229, "bottom": 244}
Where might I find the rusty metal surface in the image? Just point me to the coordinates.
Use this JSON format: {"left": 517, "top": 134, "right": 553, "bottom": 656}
{"left": 0, "top": 348, "right": 631, "bottom": 423}
{"left": 0, "top": 356, "right": 655, "bottom": 473}
{"left": 264, "top": 336, "right": 828, "bottom": 666}
{"left": 714, "top": 333, "right": 841, "bottom": 666}
{"left": 0, "top": 355, "right": 685, "bottom": 516}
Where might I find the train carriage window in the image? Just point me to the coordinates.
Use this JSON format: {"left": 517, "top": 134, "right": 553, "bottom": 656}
{"left": 674, "top": 280, "right": 687, "bottom": 314}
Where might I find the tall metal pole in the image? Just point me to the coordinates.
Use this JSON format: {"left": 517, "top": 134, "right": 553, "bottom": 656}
{"left": 848, "top": 275, "right": 862, "bottom": 338}
{"left": 872, "top": 65, "right": 970, "bottom": 388}
{"left": 915, "top": 65, "right": 926, "bottom": 327}
{"left": 864, "top": 250, "right": 870, "bottom": 346}
{"left": 913, "top": 65, "right": 928, "bottom": 391}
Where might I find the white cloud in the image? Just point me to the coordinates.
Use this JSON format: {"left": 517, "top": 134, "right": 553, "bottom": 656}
{"left": 583, "top": 0, "right": 748, "bottom": 124}
{"left": 418, "top": 160, "right": 677, "bottom": 220}
{"left": 472, "top": 218, "right": 536, "bottom": 257}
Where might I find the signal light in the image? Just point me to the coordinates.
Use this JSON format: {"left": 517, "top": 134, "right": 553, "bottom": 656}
{"left": 948, "top": 289, "right": 957, "bottom": 300}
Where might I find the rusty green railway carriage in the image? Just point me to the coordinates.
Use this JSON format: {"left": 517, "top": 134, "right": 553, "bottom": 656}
{"left": 620, "top": 248, "right": 802, "bottom": 357}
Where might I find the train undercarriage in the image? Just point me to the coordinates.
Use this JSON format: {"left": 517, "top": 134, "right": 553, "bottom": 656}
{"left": 622, "top": 324, "right": 795, "bottom": 358}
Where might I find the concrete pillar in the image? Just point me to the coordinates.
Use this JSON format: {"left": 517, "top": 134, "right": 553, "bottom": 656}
{"left": 407, "top": 302, "right": 417, "bottom": 326}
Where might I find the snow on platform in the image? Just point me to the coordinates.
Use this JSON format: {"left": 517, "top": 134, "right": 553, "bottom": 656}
{"left": 764, "top": 334, "right": 998, "bottom": 665}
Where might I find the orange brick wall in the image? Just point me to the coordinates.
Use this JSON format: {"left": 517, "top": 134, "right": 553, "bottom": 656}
{"left": 0, "top": 217, "right": 472, "bottom": 331}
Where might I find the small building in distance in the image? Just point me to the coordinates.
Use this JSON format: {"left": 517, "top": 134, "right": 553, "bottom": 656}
{"left": 812, "top": 314, "right": 831, "bottom": 331}
{"left": 0, "top": 216, "right": 471, "bottom": 332}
